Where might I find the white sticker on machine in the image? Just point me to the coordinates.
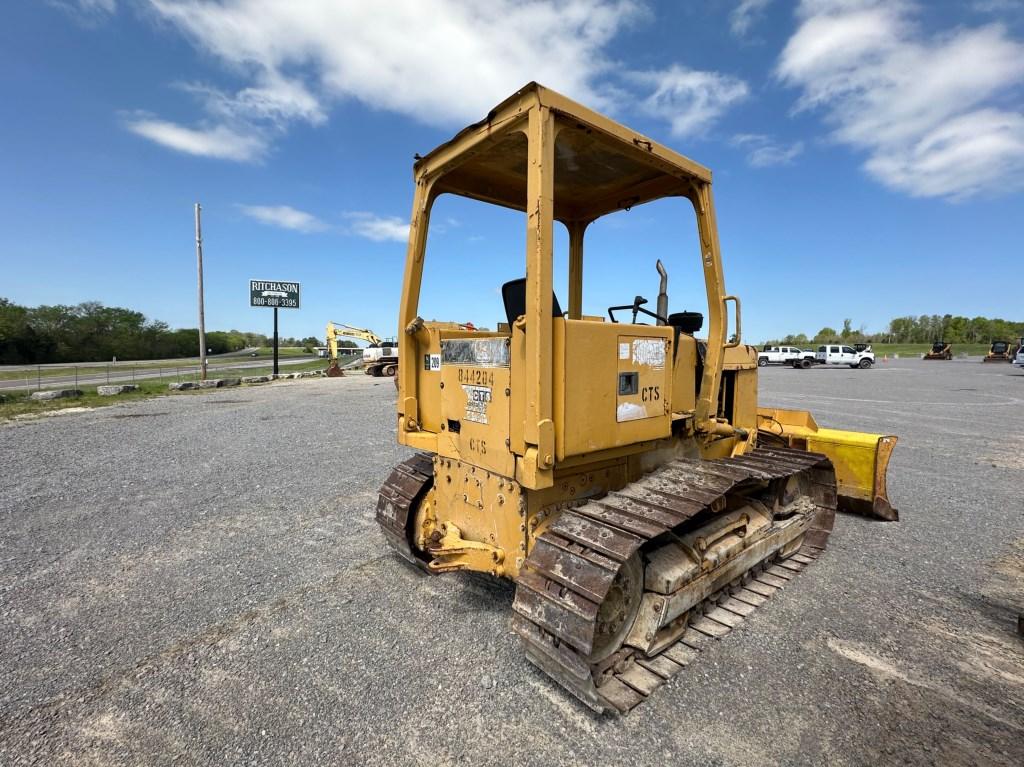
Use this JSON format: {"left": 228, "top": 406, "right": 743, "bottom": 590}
{"left": 462, "top": 385, "right": 492, "bottom": 424}
{"left": 428, "top": 353, "right": 441, "bottom": 371}
{"left": 619, "top": 342, "right": 630, "bottom": 360}
{"left": 616, "top": 402, "right": 646, "bottom": 422}
{"left": 631, "top": 339, "right": 666, "bottom": 369}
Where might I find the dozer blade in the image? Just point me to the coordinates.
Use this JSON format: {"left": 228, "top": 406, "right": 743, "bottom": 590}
{"left": 756, "top": 407, "right": 898, "bottom": 521}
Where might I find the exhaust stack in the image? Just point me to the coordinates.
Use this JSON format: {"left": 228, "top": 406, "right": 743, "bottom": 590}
{"left": 656, "top": 260, "right": 668, "bottom": 326}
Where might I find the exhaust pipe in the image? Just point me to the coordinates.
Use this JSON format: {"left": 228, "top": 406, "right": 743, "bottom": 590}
{"left": 656, "top": 260, "right": 668, "bottom": 326}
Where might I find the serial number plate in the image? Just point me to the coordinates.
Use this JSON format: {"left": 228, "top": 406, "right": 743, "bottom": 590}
{"left": 457, "top": 368, "right": 495, "bottom": 387}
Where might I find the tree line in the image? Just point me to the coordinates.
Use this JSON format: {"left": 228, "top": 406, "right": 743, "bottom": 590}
{"left": 0, "top": 298, "right": 325, "bottom": 364}
{"left": 769, "top": 315, "right": 1024, "bottom": 347}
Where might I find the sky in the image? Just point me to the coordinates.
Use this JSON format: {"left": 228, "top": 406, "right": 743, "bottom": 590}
{"left": 2, "top": 0, "right": 1023, "bottom": 345}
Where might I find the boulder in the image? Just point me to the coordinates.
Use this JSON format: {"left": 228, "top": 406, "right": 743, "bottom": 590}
{"left": 220, "top": 378, "right": 241, "bottom": 387}
{"left": 241, "top": 375, "right": 270, "bottom": 384}
{"left": 198, "top": 379, "right": 223, "bottom": 389}
{"left": 31, "top": 389, "right": 83, "bottom": 401}
{"left": 97, "top": 384, "right": 140, "bottom": 396}
{"left": 169, "top": 382, "right": 198, "bottom": 391}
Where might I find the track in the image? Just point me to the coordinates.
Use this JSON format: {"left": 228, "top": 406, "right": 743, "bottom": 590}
{"left": 375, "top": 452, "right": 434, "bottom": 573}
{"left": 512, "top": 447, "right": 836, "bottom": 713}
{"left": 376, "top": 447, "right": 837, "bottom": 714}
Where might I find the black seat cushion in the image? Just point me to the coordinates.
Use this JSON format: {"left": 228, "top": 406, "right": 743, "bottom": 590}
{"left": 501, "top": 278, "right": 563, "bottom": 328}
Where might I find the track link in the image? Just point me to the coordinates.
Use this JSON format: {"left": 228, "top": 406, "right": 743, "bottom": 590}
{"left": 375, "top": 452, "right": 434, "bottom": 573}
{"left": 511, "top": 446, "right": 837, "bottom": 714}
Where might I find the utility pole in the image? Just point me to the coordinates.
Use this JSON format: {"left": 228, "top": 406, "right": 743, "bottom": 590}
{"left": 195, "top": 203, "right": 208, "bottom": 381}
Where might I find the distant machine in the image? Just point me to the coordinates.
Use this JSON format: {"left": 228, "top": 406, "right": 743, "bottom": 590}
{"left": 983, "top": 340, "right": 1014, "bottom": 363}
{"left": 324, "top": 322, "right": 398, "bottom": 377}
{"left": 924, "top": 341, "right": 952, "bottom": 360}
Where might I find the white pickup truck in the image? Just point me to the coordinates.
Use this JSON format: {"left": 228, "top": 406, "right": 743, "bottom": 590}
{"left": 813, "top": 344, "right": 875, "bottom": 369}
{"left": 1014, "top": 338, "right": 1024, "bottom": 368}
{"left": 758, "top": 345, "right": 814, "bottom": 367}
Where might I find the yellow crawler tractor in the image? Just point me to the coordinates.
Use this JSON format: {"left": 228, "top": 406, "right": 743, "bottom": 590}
{"left": 376, "top": 83, "right": 898, "bottom": 713}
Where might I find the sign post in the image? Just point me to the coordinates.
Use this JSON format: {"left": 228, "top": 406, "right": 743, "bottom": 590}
{"left": 195, "top": 204, "right": 208, "bottom": 380}
{"left": 249, "top": 280, "right": 300, "bottom": 377}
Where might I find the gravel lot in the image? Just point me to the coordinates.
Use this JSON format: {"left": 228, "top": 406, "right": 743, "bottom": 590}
{"left": 1, "top": 360, "right": 1022, "bottom": 766}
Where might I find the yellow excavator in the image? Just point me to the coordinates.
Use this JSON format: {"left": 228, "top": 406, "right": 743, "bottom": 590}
{"left": 376, "top": 83, "right": 898, "bottom": 713}
{"left": 325, "top": 322, "right": 398, "bottom": 377}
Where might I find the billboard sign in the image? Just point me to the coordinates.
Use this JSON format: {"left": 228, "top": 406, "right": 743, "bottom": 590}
{"left": 249, "top": 280, "right": 300, "bottom": 309}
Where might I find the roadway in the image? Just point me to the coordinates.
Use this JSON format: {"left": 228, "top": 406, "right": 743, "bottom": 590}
{"left": 1, "top": 359, "right": 1021, "bottom": 765}
{"left": 0, "top": 354, "right": 319, "bottom": 391}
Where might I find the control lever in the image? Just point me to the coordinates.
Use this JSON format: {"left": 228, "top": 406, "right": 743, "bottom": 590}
{"left": 607, "top": 295, "right": 668, "bottom": 325}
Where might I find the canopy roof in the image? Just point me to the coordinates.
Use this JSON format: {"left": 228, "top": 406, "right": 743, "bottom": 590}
{"left": 416, "top": 82, "right": 712, "bottom": 223}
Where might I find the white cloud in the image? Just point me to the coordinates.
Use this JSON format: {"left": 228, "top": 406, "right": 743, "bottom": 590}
{"left": 181, "top": 72, "right": 326, "bottom": 128}
{"left": 127, "top": 72, "right": 324, "bottom": 162}
{"left": 777, "top": 0, "right": 1024, "bottom": 199}
{"left": 145, "top": 0, "right": 642, "bottom": 126}
{"left": 119, "top": 2, "right": 755, "bottom": 160}
{"left": 630, "top": 65, "right": 749, "bottom": 137}
{"left": 731, "top": 0, "right": 772, "bottom": 38}
{"left": 125, "top": 118, "right": 267, "bottom": 162}
{"left": 238, "top": 205, "right": 327, "bottom": 233}
{"left": 971, "top": 0, "right": 1023, "bottom": 13}
{"left": 48, "top": 0, "right": 116, "bottom": 23}
{"left": 732, "top": 134, "right": 804, "bottom": 166}
{"left": 343, "top": 212, "right": 410, "bottom": 243}
{"left": 55, "top": 0, "right": 116, "bottom": 12}
{"left": 126, "top": 1, "right": 746, "bottom": 158}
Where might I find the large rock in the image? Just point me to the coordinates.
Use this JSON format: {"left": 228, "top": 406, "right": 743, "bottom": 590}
{"left": 97, "top": 384, "right": 140, "bottom": 396}
{"left": 198, "top": 379, "right": 223, "bottom": 389}
{"left": 220, "top": 378, "right": 241, "bottom": 387}
{"left": 241, "top": 375, "right": 270, "bottom": 384}
{"left": 168, "top": 382, "right": 198, "bottom": 391}
{"left": 31, "top": 389, "right": 83, "bottom": 401}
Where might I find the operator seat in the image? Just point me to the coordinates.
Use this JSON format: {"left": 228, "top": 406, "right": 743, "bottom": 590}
{"left": 501, "top": 278, "right": 563, "bottom": 328}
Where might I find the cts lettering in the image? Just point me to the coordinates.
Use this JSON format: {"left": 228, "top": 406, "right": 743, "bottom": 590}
{"left": 641, "top": 386, "right": 660, "bottom": 402}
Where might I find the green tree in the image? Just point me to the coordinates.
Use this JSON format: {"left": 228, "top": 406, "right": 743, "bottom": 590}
{"left": 814, "top": 327, "right": 838, "bottom": 343}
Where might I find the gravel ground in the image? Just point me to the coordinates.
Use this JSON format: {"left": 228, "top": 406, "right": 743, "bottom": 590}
{"left": 1, "top": 360, "right": 1022, "bottom": 766}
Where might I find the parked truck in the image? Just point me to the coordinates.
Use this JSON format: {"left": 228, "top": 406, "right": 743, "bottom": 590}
{"left": 757, "top": 345, "right": 811, "bottom": 367}
{"left": 810, "top": 344, "right": 875, "bottom": 369}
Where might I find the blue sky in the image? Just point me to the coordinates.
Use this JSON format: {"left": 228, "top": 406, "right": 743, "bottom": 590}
{"left": 2, "top": 0, "right": 1023, "bottom": 344}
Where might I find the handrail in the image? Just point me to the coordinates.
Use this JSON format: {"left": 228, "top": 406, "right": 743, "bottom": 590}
{"left": 723, "top": 295, "right": 741, "bottom": 348}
